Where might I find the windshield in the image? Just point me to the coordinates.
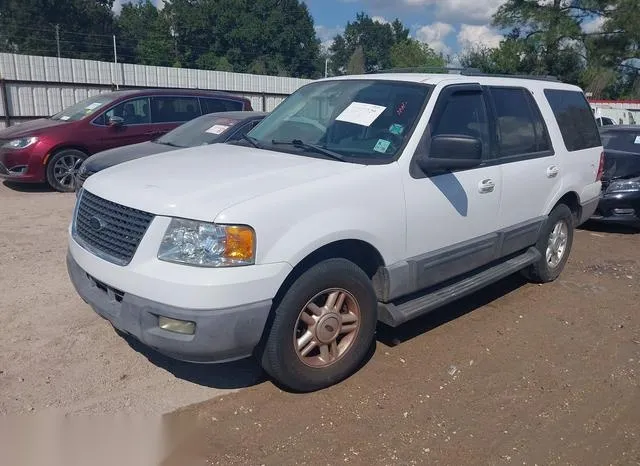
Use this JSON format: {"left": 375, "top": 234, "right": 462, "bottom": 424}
{"left": 156, "top": 114, "right": 244, "bottom": 148}
{"left": 50, "top": 94, "right": 118, "bottom": 122}
{"left": 248, "top": 80, "right": 432, "bottom": 162}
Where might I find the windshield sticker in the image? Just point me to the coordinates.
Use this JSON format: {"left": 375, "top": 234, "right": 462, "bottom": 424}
{"left": 389, "top": 123, "right": 404, "bottom": 135}
{"left": 634, "top": 135, "right": 640, "bottom": 144}
{"left": 336, "top": 102, "right": 386, "bottom": 127}
{"left": 373, "top": 139, "right": 391, "bottom": 153}
{"left": 85, "top": 102, "right": 102, "bottom": 111}
{"left": 206, "top": 124, "right": 230, "bottom": 135}
{"left": 59, "top": 116, "right": 70, "bottom": 121}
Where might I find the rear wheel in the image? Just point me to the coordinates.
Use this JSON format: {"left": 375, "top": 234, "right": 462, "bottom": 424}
{"left": 260, "top": 258, "right": 377, "bottom": 392}
{"left": 522, "top": 204, "right": 574, "bottom": 283}
{"left": 46, "top": 149, "right": 87, "bottom": 192}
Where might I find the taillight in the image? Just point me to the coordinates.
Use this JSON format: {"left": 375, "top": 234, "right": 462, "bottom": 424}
{"left": 596, "top": 151, "right": 605, "bottom": 182}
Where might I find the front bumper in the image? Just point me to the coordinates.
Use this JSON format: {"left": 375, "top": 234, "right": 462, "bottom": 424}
{"left": 0, "top": 148, "right": 46, "bottom": 182}
{"left": 67, "top": 252, "right": 273, "bottom": 363}
{"left": 591, "top": 190, "right": 640, "bottom": 226}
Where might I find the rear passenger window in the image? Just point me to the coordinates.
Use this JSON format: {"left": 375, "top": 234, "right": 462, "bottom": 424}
{"left": 544, "top": 89, "right": 601, "bottom": 151}
{"left": 200, "top": 98, "right": 243, "bottom": 114}
{"left": 432, "top": 91, "right": 490, "bottom": 156}
{"left": 491, "top": 88, "right": 551, "bottom": 157}
{"left": 151, "top": 96, "right": 201, "bottom": 123}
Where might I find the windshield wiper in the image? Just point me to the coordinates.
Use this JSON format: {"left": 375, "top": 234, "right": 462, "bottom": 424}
{"left": 271, "top": 139, "right": 347, "bottom": 162}
{"left": 241, "top": 134, "right": 263, "bottom": 149}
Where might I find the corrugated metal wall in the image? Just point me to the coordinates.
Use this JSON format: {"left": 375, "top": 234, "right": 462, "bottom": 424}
{"left": 0, "top": 53, "right": 313, "bottom": 124}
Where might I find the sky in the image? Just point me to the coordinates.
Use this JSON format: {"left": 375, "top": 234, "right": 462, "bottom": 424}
{"left": 113, "top": 0, "right": 606, "bottom": 59}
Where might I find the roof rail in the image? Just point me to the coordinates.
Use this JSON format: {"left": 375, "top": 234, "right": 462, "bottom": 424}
{"left": 459, "top": 69, "right": 560, "bottom": 82}
{"left": 370, "top": 66, "right": 478, "bottom": 74}
{"left": 370, "top": 66, "right": 561, "bottom": 82}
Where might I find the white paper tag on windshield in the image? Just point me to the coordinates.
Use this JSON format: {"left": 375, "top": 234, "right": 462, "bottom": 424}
{"left": 85, "top": 102, "right": 102, "bottom": 110}
{"left": 206, "top": 124, "right": 230, "bottom": 135}
{"left": 60, "top": 116, "right": 70, "bottom": 121}
{"left": 634, "top": 135, "right": 640, "bottom": 144}
{"left": 336, "top": 102, "right": 386, "bottom": 127}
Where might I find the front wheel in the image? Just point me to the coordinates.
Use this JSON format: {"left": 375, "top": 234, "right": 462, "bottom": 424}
{"left": 46, "top": 149, "right": 87, "bottom": 192}
{"left": 522, "top": 204, "right": 574, "bottom": 283}
{"left": 260, "top": 258, "right": 377, "bottom": 392}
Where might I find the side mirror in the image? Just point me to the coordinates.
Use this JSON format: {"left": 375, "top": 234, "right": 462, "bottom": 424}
{"left": 417, "top": 134, "right": 482, "bottom": 174}
{"left": 108, "top": 116, "right": 124, "bottom": 127}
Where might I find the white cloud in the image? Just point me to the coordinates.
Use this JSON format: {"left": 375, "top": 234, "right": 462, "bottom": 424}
{"left": 112, "top": 0, "right": 123, "bottom": 15}
{"left": 416, "top": 22, "right": 454, "bottom": 55}
{"left": 372, "top": 16, "right": 390, "bottom": 25}
{"left": 457, "top": 24, "right": 502, "bottom": 50}
{"left": 347, "top": 0, "right": 504, "bottom": 25}
{"left": 315, "top": 25, "right": 345, "bottom": 52}
{"left": 582, "top": 16, "right": 605, "bottom": 34}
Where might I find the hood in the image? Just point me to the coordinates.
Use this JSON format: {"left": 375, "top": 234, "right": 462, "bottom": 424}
{"left": 602, "top": 148, "right": 640, "bottom": 182}
{"left": 83, "top": 143, "right": 364, "bottom": 221}
{"left": 83, "top": 141, "right": 176, "bottom": 172}
{"left": 0, "top": 118, "right": 71, "bottom": 139}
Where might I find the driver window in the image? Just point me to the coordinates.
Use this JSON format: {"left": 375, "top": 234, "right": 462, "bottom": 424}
{"left": 432, "top": 91, "right": 489, "bottom": 157}
{"left": 104, "top": 97, "right": 151, "bottom": 125}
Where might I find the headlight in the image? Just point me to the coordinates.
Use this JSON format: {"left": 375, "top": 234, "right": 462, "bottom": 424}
{"left": 158, "top": 219, "right": 255, "bottom": 267}
{"left": 3, "top": 137, "right": 38, "bottom": 149}
{"left": 606, "top": 178, "right": 640, "bottom": 194}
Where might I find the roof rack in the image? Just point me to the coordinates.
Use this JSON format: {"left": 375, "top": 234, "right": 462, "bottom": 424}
{"left": 371, "top": 66, "right": 560, "bottom": 82}
{"left": 459, "top": 69, "right": 560, "bottom": 82}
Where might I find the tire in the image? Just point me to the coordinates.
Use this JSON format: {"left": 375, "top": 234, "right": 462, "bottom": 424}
{"left": 522, "top": 203, "right": 574, "bottom": 283}
{"left": 46, "top": 149, "right": 88, "bottom": 192}
{"left": 260, "top": 258, "right": 377, "bottom": 392}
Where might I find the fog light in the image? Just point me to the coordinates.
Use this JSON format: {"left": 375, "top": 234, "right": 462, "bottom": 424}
{"left": 613, "top": 208, "right": 634, "bottom": 215}
{"left": 158, "top": 316, "right": 196, "bottom": 335}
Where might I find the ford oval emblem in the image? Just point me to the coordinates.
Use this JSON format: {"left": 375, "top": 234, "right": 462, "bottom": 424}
{"left": 89, "top": 216, "right": 106, "bottom": 231}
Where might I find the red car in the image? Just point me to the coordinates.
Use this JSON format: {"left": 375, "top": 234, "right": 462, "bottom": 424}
{"left": 0, "top": 89, "right": 253, "bottom": 191}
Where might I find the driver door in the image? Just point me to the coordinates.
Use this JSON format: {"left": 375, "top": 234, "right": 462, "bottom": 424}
{"left": 402, "top": 84, "right": 503, "bottom": 291}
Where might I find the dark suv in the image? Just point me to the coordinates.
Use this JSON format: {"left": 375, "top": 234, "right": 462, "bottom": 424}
{"left": 0, "top": 89, "right": 253, "bottom": 191}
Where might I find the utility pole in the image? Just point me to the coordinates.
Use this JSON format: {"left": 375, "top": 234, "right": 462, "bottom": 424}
{"left": 325, "top": 58, "right": 330, "bottom": 78}
{"left": 55, "top": 25, "right": 61, "bottom": 58}
{"left": 112, "top": 34, "right": 118, "bottom": 65}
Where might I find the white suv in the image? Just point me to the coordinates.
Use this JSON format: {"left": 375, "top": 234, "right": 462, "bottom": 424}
{"left": 67, "top": 72, "right": 604, "bottom": 392}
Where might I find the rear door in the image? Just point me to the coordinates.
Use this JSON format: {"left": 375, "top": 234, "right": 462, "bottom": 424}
{"left": 488, "top": 87, "right": 558, "bottom": 243}
{"left": 93, "top": 96, "right": 152, "bottom": 152}
{"left": 149, "top": 96, "right": 202, "bottom": 137}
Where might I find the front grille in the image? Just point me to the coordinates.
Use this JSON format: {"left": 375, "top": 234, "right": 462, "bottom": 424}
{"left": 73, "top": 191, "right": 154, "bottom": 265}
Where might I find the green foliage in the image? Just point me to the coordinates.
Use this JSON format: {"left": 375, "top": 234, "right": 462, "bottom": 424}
{"left": 390, "top": 39, "right": 445, "bottom": 69}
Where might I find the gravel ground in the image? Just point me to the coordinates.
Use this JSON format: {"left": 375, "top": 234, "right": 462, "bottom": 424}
{"left": 0, "top": 181, "right": 261, "bottom": 415}
{"left": 1, "top": 180, "right": 639, "bottom": 466}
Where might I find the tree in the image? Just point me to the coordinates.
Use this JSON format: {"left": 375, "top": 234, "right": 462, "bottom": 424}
{"left": 329, "top": 13, "right": 397, "bottom": 74}
{"left": 390, "top": 39, "right": 445, "bottom": 69}
{"left": 346, "top": 46, "right": 365, "bottom": 75}
{"left": 0, "top": 0, "right": 116, "bottom": 60}
{"left": 117, "top": 0, "right": 174, "bottom": 66}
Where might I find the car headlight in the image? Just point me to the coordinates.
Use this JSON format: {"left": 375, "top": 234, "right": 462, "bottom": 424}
{"left": 158, "top": 219, "right": 255, "bottom": 267}
{"left": 606, "top": 177, "right": 640, "bottom": 194}
{"left": 3, "top": 137, "right": 38, "bottom": 149}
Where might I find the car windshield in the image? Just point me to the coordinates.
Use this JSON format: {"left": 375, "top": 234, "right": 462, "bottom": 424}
{"left": 248, "top": 79, "right": 432, "bottom": 162}
{"left": 50, "top": 94, "right": 118, "bottom": 122}
{"left": 156, "top": 114, "right": 245, "bottom": 148}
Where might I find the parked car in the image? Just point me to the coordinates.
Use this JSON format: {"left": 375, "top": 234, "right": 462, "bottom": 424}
{"left": 590, "top": 125, "right": 640, "bottom": 228}
{"left": 75, "top": 111, "right": 266, "bottom": 191}
{"left": 67, "top": 72, "right": 603, "bottom": 392}
{"left": 596, "top": 116, "right": 617, "bottom": 127}
{"left": 0, "top": 89, "right": 253, "bottom": 192}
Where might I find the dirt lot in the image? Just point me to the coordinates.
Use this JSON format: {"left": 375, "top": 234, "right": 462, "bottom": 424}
{"left": 0, "top": 182, "right": 262, "bottom": 415}
{"left": 1, "top": 180, "right": 639, "bottom": 465}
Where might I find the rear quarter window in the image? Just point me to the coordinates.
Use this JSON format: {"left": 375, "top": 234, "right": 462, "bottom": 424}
{"left": 544, "top": 89, "right": 601, "bottom": 151}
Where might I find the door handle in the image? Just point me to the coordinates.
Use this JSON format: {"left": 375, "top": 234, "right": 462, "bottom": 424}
{"left": 478, "top": 178, "right": 495, "bottom": 193}
{"left": 546, "top": 165, "right": 559, "bottom": 178}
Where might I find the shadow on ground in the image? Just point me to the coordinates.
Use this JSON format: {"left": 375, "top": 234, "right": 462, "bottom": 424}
{"left": 3, "top": 180, "right": 53, "bottom": 193}
{"left": 118, "top": 330, "right": 267, "bottom": 390}
{"left": 377, "top": 273, "right": 528, "bottom": 347}
{"left": 579, "top": 220, "right": 639, "bottom": 235}
{"left": 117, "top": 274, "right": 529, "bottom": 391}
